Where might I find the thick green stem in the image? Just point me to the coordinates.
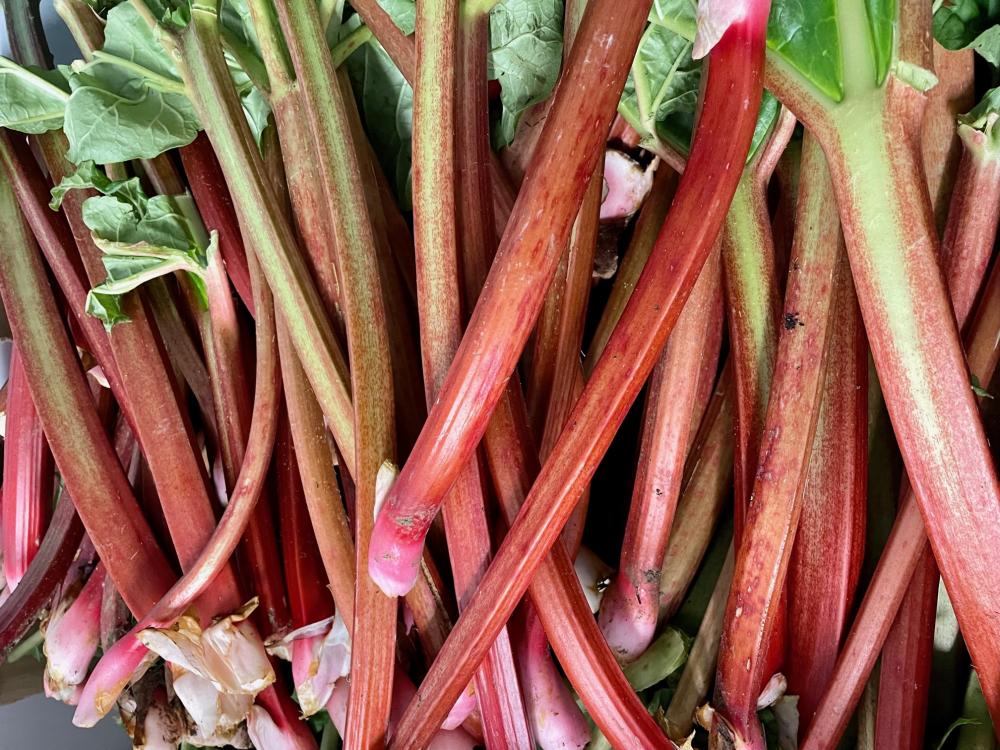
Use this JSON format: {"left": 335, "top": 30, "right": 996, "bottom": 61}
{"left": 175, "top": 3, "right": 357, "bottom": 479}
{"left": 267, "top": 0, "right": 397, "bottom": 743}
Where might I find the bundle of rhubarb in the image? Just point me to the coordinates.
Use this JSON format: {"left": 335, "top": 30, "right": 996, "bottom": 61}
{"left": 1, "top": 0, "right": 1000, "bottom": 746}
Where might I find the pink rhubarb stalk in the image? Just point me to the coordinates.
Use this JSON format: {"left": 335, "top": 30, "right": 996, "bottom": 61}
{"left": 410, "top": 0, "right": 531, "bottom": 741}
{"left": 368, "top": 0, "right": 656, "bottom": 595}
{"left": 2, "top": 346, "right": 53, "bottom": 591}
{"left": 43, "top": 563, "right": 104, "bottom": 704}
{"left": 598, "top": 249, "right": 722, "bottom": 662}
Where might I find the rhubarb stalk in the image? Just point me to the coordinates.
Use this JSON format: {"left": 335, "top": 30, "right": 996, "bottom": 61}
{"left": 2, "top": 346, "right": 53, "bottom": 591}
{"left": 369, "top": 0, "right": 656, "bottom": 596}
{"left": 411, "top": 0, "right": 531, "bottom": 741}
{"left": 598, "top": 249, "right": 721, "bottom": 662}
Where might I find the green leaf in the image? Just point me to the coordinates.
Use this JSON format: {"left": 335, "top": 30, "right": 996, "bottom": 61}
{"left": 619, "top": 21, "right": 701, "bottom": 153}
{"left": 220, "top": 0, "right": 263, "bottom": 56}
{"left": 0, "top": 58, "right": 70, "bottom": 134}
{"left": 85, "top": 290, "right": 130, "bottom": 330}
{"left": 346, "top": 30, "right": 413, "bottom": 209}
{"left": 50, "top": 161, "right": 146, "bottom": 210}
{"left": 647, "top": 0, "right": 696, "bottom": 38}
{"left": 55, "top": 163, "right": 212, "bottom": 329}
{"left": 934, "top": 0, "right": 1000, "bottom": 65}
{"left": 766, "top": 0, "right": 844, "bottom": 102}
{"left": 488, "top": 0, "right": 564, "bottom": 148}
{"left": 864, "top": 0, "right": 896, "bottom": 84}
{"left": 64, "top": 77, "right": 200, "bottom": 164}
{"left": 376, "top": 0, "right": 416, "bottom": 35}
{"left": 103, "top": 2, "right": 182, "bottom": 81}
{"left": 63, "top": 3, "right": 200, "bottom": 164}
{"left": 622, "top": 628, "right": 690, "bottom": 692}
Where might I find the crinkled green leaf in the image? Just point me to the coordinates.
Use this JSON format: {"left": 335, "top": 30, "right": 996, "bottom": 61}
{"left": 50, "top": 161, "right": 146, "bottom": 210}
{"left": 64, "top": 78, "right": 200, "bottom": 164}
{"left": 767, "top": 0, "right": 843, "bottom": 102}
{"left": 488, "top": 0, "right": 564, "bottom": 148}
{"left": 0, "top": 58, "right": 70, "bottom": 134}
{"left": 102, "top": 2, "right": 181, "bottom": 80}
{"left": 934, "top": 0, "right": 1000, "bottom": 65}
{"left": 864, "top": 0, "right": 895, "bottom": 85}
{"left": 376, "top": 0, "right": 416, "bottom": 35}
{"left": 622, "top": 628, "right": 690, "bottom": 692}
{"left": 619, "top": 21, "right": 700, "bottom": 153}
{"left": 56, "top": 163, "right": 212, "bottom": 328}
{"left": 346, "top": 29, "right": 413, "bottom": 209}
{"left": 142, "top": 0, "right": 193, "bottom": 29}
{"left": 63, "top": 3, "right": 200, "bottom": 164}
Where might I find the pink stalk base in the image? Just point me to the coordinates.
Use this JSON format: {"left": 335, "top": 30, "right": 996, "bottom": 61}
{"left": 43, "top": 563, "right": 104, "bottom": 705}
{"left": 518, "top": 606, "right": 590, "bottom": 750}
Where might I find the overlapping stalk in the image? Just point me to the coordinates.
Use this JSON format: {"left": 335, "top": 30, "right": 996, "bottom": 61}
{"left": 411, "top": 0, "right": 530, "bottom": 740}
{"left": 0, "top": 169, "right": 174, "bottom": 617}
{"left": 712, "top": 133, "right": 844, "bottom": 749}
{"left": 387, "top": 11, "right": 770, "bottom": 746}
{"left": 2, "top": 347, "right": 54, "bottom": 591}
{"left": 367, "top": 0, "right": 656, "bottom": 595}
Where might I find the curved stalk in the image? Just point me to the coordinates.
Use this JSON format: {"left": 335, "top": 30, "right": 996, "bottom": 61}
{"left": 410, "top": 0, "right": 530, "bottom": 741}
{"left": 598, "top": 250, "right": 721, "bottom": 661}
{"left": 0, "top": 170, "right": 174, "bottom": 617}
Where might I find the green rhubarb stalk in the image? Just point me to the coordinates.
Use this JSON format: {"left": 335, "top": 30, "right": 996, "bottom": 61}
{"left": 170, "top": 0, "right": 357, "bottom": 479}
{"left": 723, "top": 107, "right": 796, "bottom": 538}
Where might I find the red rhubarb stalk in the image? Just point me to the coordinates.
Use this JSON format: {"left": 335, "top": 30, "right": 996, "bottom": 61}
{"left": 785, "top": 253, "right": 868, "bottom": 725}
{"left": 263, "top": 0, "right": 399, "bottom": 743}
{"left": 712, "top": 132, "right": 843, "bottom": 750}
{"left": 598, "top": 249, "right": 721, "bottom": 662}
{"left": 658, "top": 369, "right": 734, "bottom": 620}
{"left": 388, "top": 9, "right": 769, "bottom": 745}
{"left": 770, "top": 0, "right": 1000, "bottom": 720}
{"left": 2, "top": 346, "right": 53, "bottom": 591}
{"left": 368, "top": 0, "right": 656, "bottom": 596}
{"left": 0, "top": 495, "right": 83, "bottom": 658}
{"left": 0, "top": 170, "right": 174, "bottom": 616}
{"left": 74, "top": 249, "right": 280, "bottom": 726}
{"left": 801, "top": 136, "right": 1000, "bottom": 747}
{"left": 873, "top": 550, "right": 936, "bottom": 750}
{"left": 410, "top": 0, "right": 531, "bottom": 740}
{"left": 452, "top": 9, "right": 654, "bottom": 745}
